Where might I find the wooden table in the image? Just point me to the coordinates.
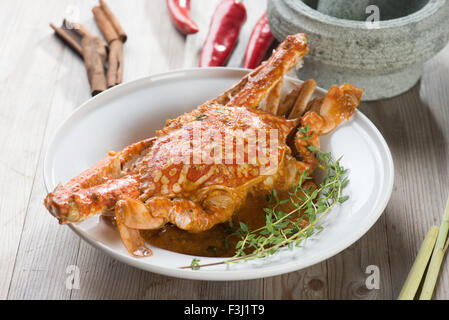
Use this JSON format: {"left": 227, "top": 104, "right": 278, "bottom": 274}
{"left": 1, "top": 0, "right": 448, "bottom": 300}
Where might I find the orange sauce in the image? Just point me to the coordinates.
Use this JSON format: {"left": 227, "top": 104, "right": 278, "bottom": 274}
{"left": 141, "top": 185, "right": 314, "bottom": 257}
{"left": 141, "top": 193, "right": 268, "bottom": 257}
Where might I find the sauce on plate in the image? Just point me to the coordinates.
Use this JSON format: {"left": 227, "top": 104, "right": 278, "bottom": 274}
{"left": 141, "top": 186, "right": 313, "bottom": 257}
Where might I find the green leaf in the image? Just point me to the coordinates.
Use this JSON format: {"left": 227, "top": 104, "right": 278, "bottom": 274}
{"left": 224, "top": 146, "right": 349, "bottom": 267}
{"left": 305, "top": 228, "right": 315, "bottom": 237}
{"left": 341, "top": 177, "right": 350, "bottom": 188}
{"left": 239, "top": 222, "right": 249, "bottom": 233}
{"left": 191, "top": 258, "right": 200, "bottom": 270}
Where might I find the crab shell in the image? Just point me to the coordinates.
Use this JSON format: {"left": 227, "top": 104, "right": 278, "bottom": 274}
{"left": 131, "top": 103, "right": 299, "bottom": 200}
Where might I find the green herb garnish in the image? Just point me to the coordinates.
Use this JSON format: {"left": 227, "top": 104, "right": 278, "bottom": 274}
{"left": 190, "top": 258, "right": 201, "bottom": 270}
{"left": 195, "top": 114, "right": 208, "bottom": 121}
{"left": 298, "top": 123, "right": 311, "bottom": 141}
{"left": 181, "top": 147, "right": 349, "bottom": 270}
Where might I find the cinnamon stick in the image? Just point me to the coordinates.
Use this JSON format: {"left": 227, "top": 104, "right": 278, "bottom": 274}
{"left": 99, "top": 0, "right": 127, "bottom": 42}
{"left": 107, "top": 39, "right": 123, "bottom": 87}
{"left": 64, "top": 19, "right": 108, "bottom": 53}
{"left": 92, "top": 1, "right": 126, "bottom": 87}
{"left": 51, "top": 19, "right": 110, "bottom": 96}
{"left": 66, "top": 19, "right": 92, "bottom": 38}
{"left": 50, "top": 23, "right": 83, "bottom": 57}
{"left": 52, "top": 0, "right": 126, "bottom": 94}
{"left": 92, "top": 6, "right": 119, "bottom": 44}
{"left": 81, "top": 34, "right": 108, "bottom": 96}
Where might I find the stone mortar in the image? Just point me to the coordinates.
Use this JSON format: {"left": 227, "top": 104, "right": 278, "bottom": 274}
{"left": 267, "top": 0, "right": 449, "bottom": 101}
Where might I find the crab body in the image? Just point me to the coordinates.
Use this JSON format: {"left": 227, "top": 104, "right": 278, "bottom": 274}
{"left": 132, "top": 103, "right": 295, "bottom": 198}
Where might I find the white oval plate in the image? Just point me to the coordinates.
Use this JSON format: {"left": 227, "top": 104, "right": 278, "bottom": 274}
{"left": 44, "top": 68, "right": 394, "bottom": 281}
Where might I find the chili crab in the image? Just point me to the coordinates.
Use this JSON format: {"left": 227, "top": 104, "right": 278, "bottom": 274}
{"left": 44, "top": 34, "right": 363, "bottom": 257}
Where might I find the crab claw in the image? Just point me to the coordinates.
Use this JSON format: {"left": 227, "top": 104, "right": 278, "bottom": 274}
{"left": 212, "top": 34, "right": 309, "bottom": 109}
{"left": 317, "top": 84, "right": 364, "bottom": 134}
{"left": 292, "top": 84, "right": 364, "bottom": 174}
{"left": 114, "top": 191, "right": 241, "bottom": 257}
{"left": 115, "top": 198, "right": 153, "bottom": 257}
{"left": 301, "top": 83, "right": 364, "bottom": 135}
{"left": 115, "top": 196, "right": 168, "bottom": 257}
{"left": 44, "top": 138, "right": 155, "bottom": 224}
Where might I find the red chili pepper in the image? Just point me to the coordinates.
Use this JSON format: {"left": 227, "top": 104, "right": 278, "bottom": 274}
{"left": 166, "top": 0, "right": 199, "bottom": 35}
{"left": 243, "top": 12, "right": 275, "bottom": 69}
{"left": 199, "top": 0, "right": 247, "bottom": 67}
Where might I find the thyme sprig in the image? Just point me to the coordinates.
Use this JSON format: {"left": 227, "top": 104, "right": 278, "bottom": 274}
{"left": 190, "top": 258, "right": 201, "bottom": 270}
{"left": 180, "top": 147, "right": 349, "bottom": 270}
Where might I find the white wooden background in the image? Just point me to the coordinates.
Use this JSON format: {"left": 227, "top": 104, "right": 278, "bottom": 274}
{"left": 1, "top": 0, "right": 448, "bottom": 300}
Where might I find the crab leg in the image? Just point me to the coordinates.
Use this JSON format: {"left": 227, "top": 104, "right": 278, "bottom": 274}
{"left": 44, "top": 137, "right": 156, "bottom": 224}
{"left": 307, "top": 97, "right": 324, "bottom": 114}
{"left": 278, "top": 85, "right": 302, "bottom": 116}
{"left": 210, "top": 62, "right": 266, "bottom": 106}
{"left": 113, "top": 189, "right": 242, "bottom": 256}
{"left": 292, "top": 84, "right": 364, "bottom": 174}
{"left": 288, "top": 79, "right": 316, "bottom": 119}
{"left": 64, "top": 137, "right": 155, "bottom": 190}
{"left": 294, "top": 111, "right": 323, "bottom": 173}
{"left": 115, "top": 137, "right": 156, "bottom": 168}
{"left": 116, "top": 196, "right": 165, "bottom": 229}
{"left": 146, "top": 189, "right": 240, "bottom": 233}
{"left": 115, "top": 196, "right": 165, "bottom": 257}
{"left": 45, "top": 175, "right": 141, "bottom": 223}
{"left": 262, "top": 78, "right": 283, "bottom": 115}
{"left": 310, "top": 83, "right": 363, "bottom": 134}
{"left": 115, "top": 204, "right": 153, "bottom": 257}
{"left": 278, "top": 79, "right": 317, "bottom": 118}
{"left": 224, "top": 34, "right": 308, "bottom": 109}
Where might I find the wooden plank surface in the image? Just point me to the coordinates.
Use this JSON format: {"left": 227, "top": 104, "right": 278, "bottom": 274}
{"left": 1, "top": 0, "right": 449, "bottom": 300}
{"left": 0, "top": 0, "right": 69, "bottom": 299}
{"left": 360, "top": 44, "right": 449, "bottom": 299}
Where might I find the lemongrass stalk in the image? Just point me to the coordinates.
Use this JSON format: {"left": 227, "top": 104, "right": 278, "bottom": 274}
{"left": 419, "top": 249, "right": 446, "bottom": 300}
{"left": 397, "top": 226, "right": 439, "bottom": 300}
{"left": 419, "top": 196, "right": 449, "bottom": 300}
